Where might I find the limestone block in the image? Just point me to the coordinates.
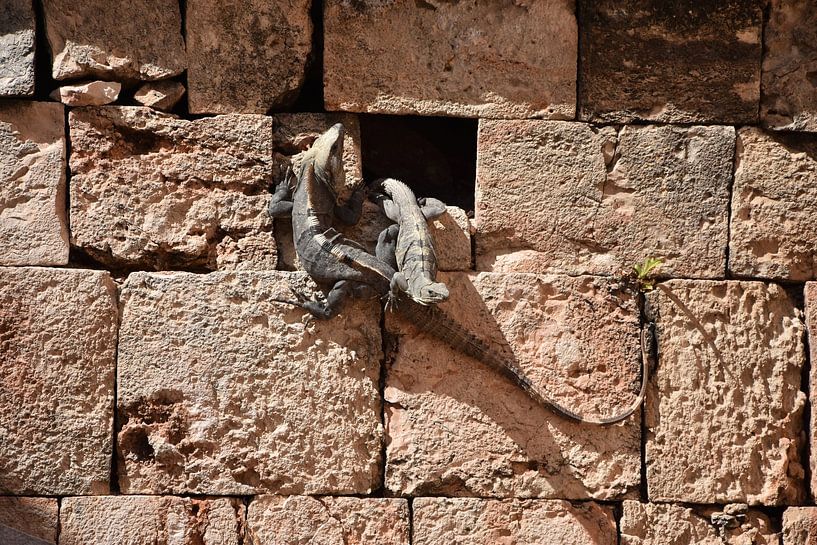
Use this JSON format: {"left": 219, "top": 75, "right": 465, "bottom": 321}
{"left": 186, "top": 0, "right": 311, "bottom": 114}
{"left": 117, "top": 270, "right": 383, "bottom": 495}
{"left": 729, "top": 128, "right": 817, "bottom": 281}
{"left": 0, "top": 267, "right": 117, "bottom": 494}
{"left": 412, "top": 498, "right": 616, "bottom": 545}
{"left": 134, "top": 80, "right": 186, "bottom": 112}
{"left": 762, "top": 0, "right": 817, "bottom": 131}
{"left": 783, "top": 507, "right": 817, "bottom": 545}
{"left": 69, "top": 106, "right": 274, "bottom": 270}
{"left": 247, "top": 496, "right": 409, "bottom": 545}
{"left": 806, "top": 283, "right": 817, "bottom": 497}
{"left": 0, "top": 0, "right": 35, "bottom": 96}
{"left": 476, "top": 120, "right": 732, "bottom": 278}
{"left": 50, "top": 81, "right": 121, "bottom": 106}
{"left": 385, "top": 272, "right": 642, "bottom": 499}
{"left": 579, "top": 0, "right": 762, "bottom": 123}
{"left": 324, "top": 0, "right": 576, "bottom": 119}
{"left": 0, "top": 497, "right": 58, "bottom": 545}
{"left": 646, "top": 280, "right": 806, "bottom": 504}
{"left": 60, "top": 496, "right": 242, "bottom": 545}
{"left": 0, "top": 101, "right": 68, "bottom": 266}
{"left": 621, "top": 501, "right": 777, "bottom": 545}
{"left": 42, "top": 0, "right": 185, "bottom": 81}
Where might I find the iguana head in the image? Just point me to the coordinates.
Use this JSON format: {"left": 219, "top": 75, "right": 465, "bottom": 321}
{"left": 414, "top": 281, "right": 450, "bottom": 305}
{"left": 305, "top": 123, "right": 345, "bottom": 189}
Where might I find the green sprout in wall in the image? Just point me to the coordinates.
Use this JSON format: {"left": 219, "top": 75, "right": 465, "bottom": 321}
{"left": 631, "top": 256, "right": 664, "bottom": 292}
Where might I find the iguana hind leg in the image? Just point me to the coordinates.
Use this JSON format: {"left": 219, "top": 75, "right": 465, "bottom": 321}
{"left": 334, "top": 185, "right": 366, "bottom": 225}
{"left": 286, "top": 279, "right": 377, "bottom": 320}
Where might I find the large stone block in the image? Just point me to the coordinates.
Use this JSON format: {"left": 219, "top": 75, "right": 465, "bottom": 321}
{"left": 729, "top": 128, "right": 817, "bottom": 281}
{"left": 60, "top": 496, "right": 242, "bottom": 545}
{"left": 0, "top": 101, "right": 68, "bottom": 266}
{"left": 806, "top": 283, "right": 817, "bottom": 497}
{"left": 0, "top": 497, "right": 58, "bottom": 545}
{"left": 646, "top": 280, "right": 806, "bottom": 504}
{"left": 385, "top": 272, "right": 642, "bottom": 499}
{"left": 783, "top": 507, "right": 817, "bottom": 545}
{"left": 324, "top": 1, "right": 576, "bottom": 119}
{"left": 621, "top": 501, "right": 777, "bottom": 545}
{"left": 69, "top": 106, "right": 274, "bottom": 270}
{"left": 117, "top": 271, "right": 383, "bottom": 495}
{"left": 413, "top": 498, "right": 616, "bottom": 545}
{"left": 0, "top": 0, "right": 35, "bottom": 96}
{"left": 579, "top": 0, "right": 762, "bottom": 124}
{"left": 0, "top": 267, "right": 117, "bottom": 495}
{"left": 186, "top": 0, "right": 311, "bottom": 114}
{"left": 247, "top": 496, "right": 409, "bottom": 545}
{"left": 42, "top": 0, "right": 185, "bottom": 81}
{"left": 762, "top": 0, "right": 817, "bottom": 132}
{"left": 476, "top": 120, "right": 732, "bottom": 277}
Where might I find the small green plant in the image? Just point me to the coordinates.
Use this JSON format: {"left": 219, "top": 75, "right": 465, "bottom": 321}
{"left": 631, "top": 256, "right": 664, "bottom": 292}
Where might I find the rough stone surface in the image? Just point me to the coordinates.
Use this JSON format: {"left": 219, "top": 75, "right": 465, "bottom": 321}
{"left": 385, "top": 272, "right": 642, "bottom": 499}
{"left": 50, "top": 80, "right": 121, "bottom": 106}
{"left": 324, "top": 1, "right": 576, "bottom": 119}
{"left": 806, "top": 283, "right": 817, "bottom": 497}
{"left": 762, "top": 0, "right": 817, "bottom": 131}
{"left": 60, "top": 496, "right": 242, "bottom": 545}
{"left": 0, "top": 497, "right": 58, "bottom": 545}
{"left": 117, "top": 271, "right": 383, "bottom": 495}
{"left": 0, "top": 267, "right": 117, "bottom": 495}
{"left": 646, "top": 280, "right": 806, "bottom": 505}
{"left": 621, "top": 501, "right": 777, "bottom": 545}
{"left": 186, "top": 0, "right": 311, "bottom": 114}
{"left": 42, "top": 0, "right": 185, "bottom": 81}
{"left": 247, "top": 496, "right": 409, "bottom": 545}
{"left": 476, "top": 120, "right": 732, "bottom": 277}
{"left": 413, "top": 498, "right": 616, "bottom": 545}
{"left": 783, "top": 507, "right": 817, "bottom": 545}
{"left": 134, "top": 80, "right": 186, "bottom": 112}
{"left": 0, "top": 0, "right": 35, "bottom": 96}
{"left": 0, "top": 100, "right": 68, "bottom": 266}
{"left": 69, "top": 106, "right": 274, "bottom": 271}
{"left": 729, "top": 128, "right": 817, "bottom": 281}
{"left": 580, "top": 0, "right": 762, "bottom": 124}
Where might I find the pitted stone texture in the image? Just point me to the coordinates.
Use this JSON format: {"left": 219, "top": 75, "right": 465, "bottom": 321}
{"left": 476, "top": 120, "right": 732, "bottom": 277}
{"left": 247, "top": 496, "right": 409, "bottom": 545}
{"left": 0, "top": 267, "right": 116, "bottom": 494}
{"left": 117, "top": 271, "right": 383, "bottom": 495}
{"left": 0, "top": 497, "right": 58, "bottom": 545}
{"left": 621, "top": 501, "right": 777, "bottom": 545}
{"left": 385, "top": 272, "right": 642, "bottom": 499}
{"left": 324, "top": 1, "right": 576, "bottom": 119}
{"left": 50, "top": 81, "right": 121, "bottom": 106}
{"left": 806, "top": 283, "right": 817, "bottom": 497}
{"left": 783, "top": 507, "right": 817, "bottom": 545}
{"left": 762, "top": 0, "right": 817, "bottom": 132}
{"left": 134, "top": 80, "right": 186, "bottom": 112}
{"left": 69, "top": 106, "right": 274, "bottom": 270}
{"left": 0, "top": 0, "right": 35, "bottom": 96}
{"left": 61, "top": 496, "right": 242, "bottom": 545}
{"left": 42, "top": 0, "right": 185, "bottom": 81}
{"left": 0, "top": 101, "right": 68, "bottom": 266}
{"left": 729, "top": 128, "right": 817, "bottom": 281}
{"left": 187, "top": 0, "right": 311, "bottom": 114}
{"left": 579, "top": 0, "right": 762, "bottom": 124}
{"left": 646, "top": 280, "right": 806, "bottom": 505}
{"left": 413, "top": 498, "right": 616, "bottom": 545}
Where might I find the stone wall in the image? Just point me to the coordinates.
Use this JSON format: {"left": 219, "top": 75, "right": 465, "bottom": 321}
{"left": 2, "top": 1, "right": 817, "bottom": 543}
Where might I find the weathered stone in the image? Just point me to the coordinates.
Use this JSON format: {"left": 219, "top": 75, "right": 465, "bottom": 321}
{"left": 806, "top": 283, "right": 817, "bottom": 497}
{"left": 729, "top": 128, "right": 817, "bottom": 281}
{"left": 413, "top": 498, "right": 616, "bottom": 545}
{"left": 50, "top": 80, "right": 121, "bottom": 106}
{"left": 324, "top": 1, "right": 576, "bottom": 119}
{"left": 621, "top": 501, "right": 777, "bottom": 545}
{"left": 762, "top": 0, "right": 817, "bottom": 132}
{"left": 0, "top": 497, "right": 58, "bottom": 545}
{"left": 433, "top": 207, "right": 472, "bottom": 270}
{"left": 0, "top": 101, "right": 68, "bottom": 266}
{"left": 60, "top": 496, "right": 242, "bottom": 545}
{"left": 0, "top": 267, "right": 117, "bottom": 494}
{"left": 0, "top": 0, "right": 35, "bottom": 96}
{"left": 646, "top": 280, "right": 806, "bottom": 505}
{"left": 42, "top": 0, "right": 185, "bottom": 81}
{"left": 247, "top": 496, "right": 409, "bottom": 545}
{"left": 134, "top": 80, "right": 186, "bottom": 112}
{"left": 476, "top": 120, "right": 732, "bottom": 277}
{"left": 69, "top": 106, "right": 274, "bottom": 270}
{"left": 783, "top": 507, "right": 817, "bottom": 545}
{"left": 186, "top": 0, "right": 311, "bottom": 114}
{"left": 385, "top": 272, "right": 642, "bottom": 499}
{"left": 579, "top": 0, "right": 762, "bottom": 124}
{"left": 117, "top": 271, "right": 383, "bottom": 495}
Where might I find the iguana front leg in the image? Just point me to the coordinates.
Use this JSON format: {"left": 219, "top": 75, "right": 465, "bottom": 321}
{"left": 418, "top": 197, "right": 446, "bottom": 220}
{"left": 334, "top": 184, "right": 366, "bottom": 225}
{"left": 268, "top": 177, "right": 293, "bottom": 218}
